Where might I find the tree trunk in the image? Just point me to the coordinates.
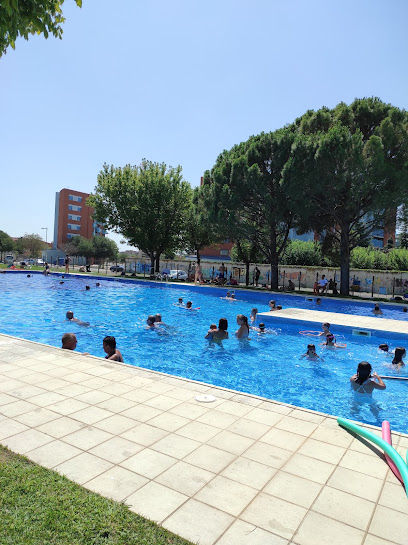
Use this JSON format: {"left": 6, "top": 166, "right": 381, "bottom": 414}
{"left": 155, "top": 253, "right": 161, "bottom": 273}
{"left": 270, "top": 257, "right": 279, "bottom": 290}
{"left": 339, "top": 229, "right": 350, "bottom": 295}
{"left": 150, "top": 255, "right": 155, "bottom": 274}
{"left": 196, "top": 249, "right": 201, "bottom": 265}
{"left": 245, "top": 262, "right": 250, "bottom": 286}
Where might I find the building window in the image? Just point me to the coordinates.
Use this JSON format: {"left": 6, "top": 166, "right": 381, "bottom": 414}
{"left": 67, "top": 233, "right": 80, "bottom": 239}
{"left": 68, "top": 214, "right": 81, "bottom": 221}
{"left": 69, "top": 195, "right": 83, "bottom": 202}
{"left": 220, "top": 249, "right": 229, "bottom": 256}
{"left": 68, "top": 205, "right": 82, "bottom": 212}
{"left": 67, "top": 224, "right": 81, "bottom": 231}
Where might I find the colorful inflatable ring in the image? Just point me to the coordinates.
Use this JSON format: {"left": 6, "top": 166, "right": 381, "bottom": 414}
{"left": 382, "top": 421, "right": 404, "bottom": 485}
{"left": 337, "top": 417, "right": 408, "bottom": 497}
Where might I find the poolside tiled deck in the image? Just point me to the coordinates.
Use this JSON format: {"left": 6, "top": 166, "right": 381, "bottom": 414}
{"left": 0, "top": 332, "right": 407, "bottom": 545}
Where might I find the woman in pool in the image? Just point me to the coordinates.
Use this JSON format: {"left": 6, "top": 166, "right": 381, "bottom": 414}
{"left": 392, "top": 347, "right": 406, "bottom": 369}
{"left": 268, "top": 300, "right": 276, "bottom": 311}
{"left": 301, "top": 344, "right": 320, "bottom": 360}
{"left": 350, "top": 361, "right": 386, "bottom": 395}
{"left": 205, "top": 318, "right": 229, "bottom": 340}
{"left": 235, "top": 314, "right": 250, "bottom": 339}
{"left": 250, "top": 308, "right": 258, "bottom": 323}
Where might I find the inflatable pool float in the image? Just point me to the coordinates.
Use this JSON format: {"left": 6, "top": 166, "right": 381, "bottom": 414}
{"left": 337, "top": 417, "right": 408, "bottom": 497}
{"left": 382, "top": 421, "right": 404, "bottom": 485}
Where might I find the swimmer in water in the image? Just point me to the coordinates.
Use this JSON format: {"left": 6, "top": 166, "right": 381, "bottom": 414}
{"left": 205, "top": 318, "right": 228, "bottom": 340}
{"left": 252, "top": 322, "right": 266, "bottom": 333}
{"left": 66, "top": 311, "right": 89, "bottom": 327}
{"left": 250, "top": 308, "right": 258, "bottom": 323}
{"left": 178, "top": 297, "right": 184, "bottom": 306}
{"left": 103, "top": 336, "right": 124, "bottom": 362}
{"left": 154, "top": 313, "right": 166, "bottom": 326}
{"left": 146, "top": 315, "right": 157, "bottom": 329}
{"left": 269, "top": 300, "right": 276, "bottom": 311}
{"left": 316, "top": 298, "right": 321, "bottom": 305}
{"left": 322, "top": 333, "right": 346, "bottom": 349}
{"left": 235, "top": 314, "right": 250, "bottom": 339}
{"left": 301, "top": 344, "right": 320, "bottom": 360}
{"left": 372, "top": 304, "right": 383, "bottom": 315}
{"left": 85, "top": 285, "right": 90, "bottom": 291}
{"left": 392, "top": 347, "right": 406, "bottom": 369}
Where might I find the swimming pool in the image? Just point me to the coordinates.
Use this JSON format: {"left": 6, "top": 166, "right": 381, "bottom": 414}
{"left": 1, "top": 272, "right": 407, "bottom": 432}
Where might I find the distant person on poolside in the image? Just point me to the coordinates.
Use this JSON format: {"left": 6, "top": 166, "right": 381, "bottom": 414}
{"left": 392, "top": 347, "right": 406, "bottom": 369}
{"left": 301, "top": 344, "right": 320, "bottom": 360}
{"left": 205, "top": 318, "right": 229, "bottom": 340}
{"left": 66, "top": 311, "right": 89, "bottom": 327}
{"left": 65, "top": 255, "right": 70, "bottom": 273}
{"left": 250, "top": 308, "right": 258, "bottom": 323}
{"left": 269, "top": 300, "right": 276, "bottom": 311}
{"left": 287, "top": 279, "right": 295, "bottom": 291}
{"left": 372, "top": 303, "right": 383, "bottom": 315}
{"left": 62, "top": 333, "right": 77, "bottom": 351}
{"left": 350, "top": 361, "right": 386, "bottom": 395}
{"left": 235, "top": 314, "right": 250, "bottom": 339}
{"left": 103, "top": 336, "right": 124, "bottom": 362}
{"left": 43, "top": 262, "right": 50, "bottom": 275}
{"left": 318, "top": 275, "right": 328, "bottom": 294}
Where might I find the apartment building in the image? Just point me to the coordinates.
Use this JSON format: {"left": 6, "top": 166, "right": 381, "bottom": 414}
{"left": 53, "top": 188, "right": 105, "bottom": 249}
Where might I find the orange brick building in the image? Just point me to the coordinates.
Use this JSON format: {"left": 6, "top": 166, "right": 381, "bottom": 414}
{"left": 53, "top": 188, "right": 105, "bottom": 249}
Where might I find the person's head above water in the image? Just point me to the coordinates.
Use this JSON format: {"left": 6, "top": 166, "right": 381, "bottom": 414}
{"left": 355, "top": 361, "right": 372, "bottom": 384}
{"left": 393, "top": 347, "right": 406, "bottom": 363}
{"left": 147, "top": 315, "right": 156, "bottom": 326}
{"left": 178, "top": 297, "right": 183, "bottom": 304}
{"left": 374, "top": 304, "right": 380, "bottom": 310}
{"left": 62, "top": 332, "right": 77, "bottom": 350}
{"left": 218, "top": 318, "right": 228, "bottom": 331}
{"left": 155, "top": 313, "right": 162, "bottom": 322}
{"left": 186, "top": 301, "right": 192, "bottom": 308}
{"left": 103, "top": 336, "right": 116, "bottom": 351}
{"left": 379, "top": 343, "right": 389, "bottom": 352}
{"left": 210, "top": 323, "right": 217, "bottom": 330}
{"left": 66, "top": 311, "right": 74, "bottom": 320}
{"left": 307, "top": 344, "right": 316, "bottom": 352}
{"left": 322, "top": 322, "right": 330, "bottom": 330}
{"left": 325, "top": 333, "right": 335, "bottom": 344}
{"left": 259, "top": 323, "right": 266, "bottom": 331}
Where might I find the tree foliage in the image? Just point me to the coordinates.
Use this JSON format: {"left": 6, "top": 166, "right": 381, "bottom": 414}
{"left": 88, "top": 161, "right": 191, "bottom": 272}
{"left": 0, "top": 230, "right": 14, "bottom": 260}
{"left": 230, "top": 240, "right": 264, "bottom": 285}
{"left": 281, "top": 240, "right": 325, "bottom": 267}
{"left": 0, "top": 0, "right": 82, "bottom": 57}
{"left": 18, "top": 233, "right": 46, "bottom": 257}
{"left": 183, "top": 186, "right": 218, "bottom": 264}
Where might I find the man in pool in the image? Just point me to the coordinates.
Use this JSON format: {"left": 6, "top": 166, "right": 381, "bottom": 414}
{"left": 62, "top": 333, "right": 77, "bottom": 350}
{"left": 146, "top": 315, "right": 157, "bottom": 328}
{"left": 103, "top": 336, "right": 124, "bottom": 362}
{"left": 372, "top": 304, "right": 383, "bottom": 315}
{"left": 66, "top": 311, "right": 90, "bottom": 327}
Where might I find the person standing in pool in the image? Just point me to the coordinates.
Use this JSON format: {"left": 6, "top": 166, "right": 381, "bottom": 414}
{"left": 205, "top": 318, "right": 229, "bottom": 340}
{"left": 301, "top": 344, "right": 320, "bottom": 360}
{"left": 235, "top": 314, "right": 250, "bottom": 339}
{"left": 250, "top": 308, "right": 258, "bottom": 322}
{"left": 269, "top": 300, "right": 276, "bottom": 311}
{"left": 372, "top": 304, "right": 383, "bottom": 315}
{"left": 103, "top": 336, "right": 124, "bottom": 362}
{"left": 350, "top": 361, "right": 386, "bottom": 395}
{"left": 392, "top": 347, "right": 406, "bottom": 369}
{"left": 62, "top": 333, "right": 78, "bottom": 350}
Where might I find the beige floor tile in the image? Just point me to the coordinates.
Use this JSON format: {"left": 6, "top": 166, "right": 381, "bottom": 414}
{"left": 163, "top": 499, "right": 234, "bottom": 545}
{"left": 241, "top": 492, "right": 306, "bottom": 540}
{"left": 0, "top": 379, "right": 26, "bottom": 392}
{"left": 63, "top": 371, "right": 96, "bottom": 383}
{"left": 95, "top": 396, "right": 136, "bottom": 413}
{"left": 21, "top": 372, "right": 52, "bottom": 385}
{"left": 195, "top": 475, "right": 258, "bottom": 516}
{"left": 9, "top": 384, "right": 47, "bottom": 399}
{"left": 0, "top": 418, "right": 29, "bottom": 440}
{"left": 379, "top": 480, "right": 408, "bottom": 514}
{"left": 340, "top": 450, "right": 388, "bottom": 480}
{"left": 208, "top": 430, "right": 255, "bottom": 455}
{"left": 363, "top": 535, "right": 400, "bottom": 545}
{"left": 312, "top": 486, "right": 375, "bottom": 531}
{"left": 297, "top": 438, "right": 346, "bottom": 464}
{"left": 36, "top": 378, "right": 72, "bottom": 391}
{"left": 94, "top": 414, "right": 139, "bottom": 435}
{"left": 79, "top": 377, "right": 112, "bottom": 389}
{"left": 74, "top": 390, "right": 113, "bottom": 405}
{"left": 3, "top": 428, "right": 53, "bottom": 454}
{"left": 349, "top": 436, "right": 385, "bottom": 458}
{"left": 176, "top": 421, "right": 220, "bottom": 442}
{"left": 55, "top": 452, "right": 113, "bottom": 485}
{"left": 258, "top": 401, "right": 292, "bottom": 415}
{"left": 0, "top": 400, "right": 37, "bottom": 417}
{"left": 127, "top": 481, "right": 188, "bottom": 523}
{"left": 28, "top": 392, "right": 67, "bottom": 407}
{"left": 261, "top": 428, "right": 306, "bottom": 451}
{"left": 121, "top": 423, "right": 168, "bottom": 446}
{"left": 184, "top": 444, "right": 236, "bottom": 473}
{"left": 37, "top": 416, "right": 86, "bottom": 438}
{"left": 170, "top": 401, "right": 210, "bottom": 419}
{"left": 0, "top": 392, "right": 17, "bottom": 406}
{"left": 85, "top": 466, "right": 148, "bottom": 501}
{"left": 327, "top": 466, "right": 383, "bottom": 502}
{"left": 99, "top": 382, "right": 135, "bottom": 396}
{"left": 151, "top": 433, "right": 200, "bottom": 459}
{"left": 217, "top": 520, "right": 288, "bottom": 545}
{"left": 55, "top": 384, "right": 91, "bottom": 397}
{"left": 89, "top": 436, "right": 143, "bottom": 463}
{"left": 156, "top": 460, "right": 215, "bottom": 495}
{"left": 164, "top": 387, "right": 196, "bottom": 402}
{"left": 230, "top": 394, "right": 262, "bottom": 406}
{"left": 27, "top": 439, "right": 82, "bottom": 468}
{"left": 294, "top": 511, "right": 365, "bottom": 545}
{"left": 63, "top": 426, "right": 113, "bottom": 450}
{"left": 15, "top": 408, "right": 61, "bottom": 427}
{"left": 197, "top": 410, "right": 238, "bottom": 430}
{"left": 282, "top": 454, "right": 335, "bottom": 484}
{"left": 216, "top": 400, "right": 253, "bottom": 418}
{"left": 264, "top": 471, "right": 322, "bottom": 508}
{"left": 120, "top": 447, "right": 176, "bottom": 479}
{"left": 243, "top": 441, "right": 292, "bottom": 469}
{"left": 310, "top": 424, "right": 354, "bottom": 447}
{"left": 226, "top": 417, "right": 270, "bottom": 440}
{"left": 221, "top": 456, "right": 277, "bottom": 489}
{"left": 275, "top": 416, "right": 318, "bottom": 437}
{"left": 245, "top": 407, "right": 284, "bottom": 427}
{"left": 143, "top": 381, "right": 176, "bottom": 394}
{"left": 143, "top": 394, "right": 183, "bottom": 411}
{"left": 44, "top": 367, "right": 74, "bottom": 378}
{"left": 120, "top": 404, "right": 162, "bottom": 422}
{"left": 147, "top": 412, "right": 191, "bottom": 432}
{"left": 47, "top": 398, "right": 90, "bottom": 415}
{"left": 288, "top": 409, "right": 325, "bottom": 424}
{"left": 121, "top": 388, "right": 157, "bottom": 403}
{"left": 69, "top": 406, "right": 115, "bottom": 425}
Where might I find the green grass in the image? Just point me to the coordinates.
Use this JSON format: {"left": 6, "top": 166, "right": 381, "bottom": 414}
{"left": 0, "top": 446, "right": 193, "bottom": 545}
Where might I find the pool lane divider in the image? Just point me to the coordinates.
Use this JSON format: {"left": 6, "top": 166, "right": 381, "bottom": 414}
{"left": 337, "top": 417, "right": 408, "bottom": 497}
{"left": 382, "top": 420, "right": 404, "bottom": 485}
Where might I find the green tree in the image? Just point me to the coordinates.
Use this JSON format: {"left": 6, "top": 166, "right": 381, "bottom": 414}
{"left": 88, "top": 161, "right": 191, "bottom": 272}
{"left": 19, "top": 233, "right": 46, "bottom": 258}
{"left": 0, "top": 230, "right": 14, "bottom": 261}
{"left": 203, "top": 129, "right": 297, "bottom": 289}
{"left": 0, "top": 0, "right": 82, "bottom": 57}
{"left": 183, "top": 186, "right": 219, "bottom": 264}
{"left": 284, "top": 98, "right": 408, "bottom": 295}
{"left": 230, "top": 240, "right": 264, "bottom": 286}
{"left": 92, "top": 236, "right": 118, "bottom": 269}
{"left": 281, "top": 240, "right": 324, "bottom": 267}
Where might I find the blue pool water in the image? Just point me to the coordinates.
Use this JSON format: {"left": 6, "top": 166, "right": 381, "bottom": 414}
{"left": 1, "top": 272, "right": 407, "bottom": 432}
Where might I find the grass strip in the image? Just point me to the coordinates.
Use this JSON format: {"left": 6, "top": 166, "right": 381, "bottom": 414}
{"left": 0, "top": 446, "right": 193, "bottom": 545}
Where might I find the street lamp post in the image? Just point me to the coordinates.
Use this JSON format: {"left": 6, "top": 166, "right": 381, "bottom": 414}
{"left": 41, "top": 227, "right": 48, "bottom": 244}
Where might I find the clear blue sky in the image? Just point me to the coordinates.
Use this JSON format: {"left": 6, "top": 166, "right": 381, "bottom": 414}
{"left": 1, "top": 0, "right": 407, "bottom": 250}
